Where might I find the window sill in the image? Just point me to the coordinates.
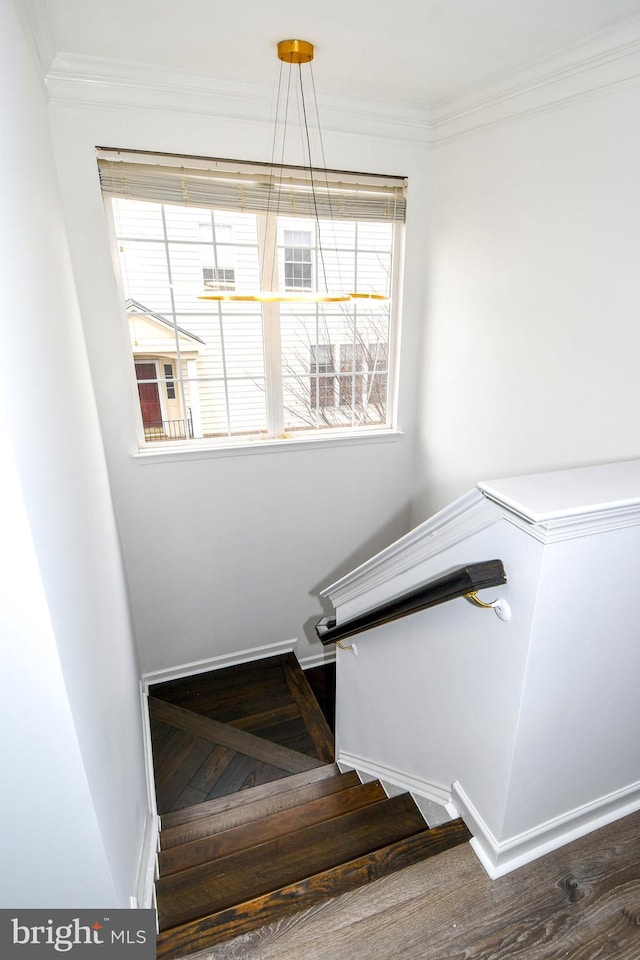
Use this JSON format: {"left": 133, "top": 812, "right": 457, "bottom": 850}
{"left": 132, "top": 428, "right": 404, "bottom": 464}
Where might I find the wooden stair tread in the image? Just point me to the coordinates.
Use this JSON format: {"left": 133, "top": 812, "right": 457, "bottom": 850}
{"left": 157, "top": 792, "right": 427, "bottom": 930}
{"left": 159, "top": 779, "right": 388, "bottom": 875}
{"left": 156, "top": 818, "right": 472, "bottom": 959}
{"left": 160, "top": 763, "right": 344, "bottom": 834}
{"left": 161, "top": 768, "right": 362, "bottom": 849}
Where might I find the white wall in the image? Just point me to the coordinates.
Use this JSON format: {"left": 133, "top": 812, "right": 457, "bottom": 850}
{"left": 0, "top": 406, "right": 115, "bottom": 905}
{"left": 0, "top": 1, "right": 148, "bottom": 906}
{"left": 414, "top": 81, "right": 640, "bottom": 520}
{"left": 504, "top": 523, "right": 640, "bottom": 838}
{"left": 48, "top": 94, "right": 430, "bottom": 673}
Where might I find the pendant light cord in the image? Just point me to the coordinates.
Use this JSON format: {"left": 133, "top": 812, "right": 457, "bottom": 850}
{"left": 297, "top": 62, "right": 331, "bottom": 294}
{"left": 265, "top": 59, "right": 293, "bottom": 291}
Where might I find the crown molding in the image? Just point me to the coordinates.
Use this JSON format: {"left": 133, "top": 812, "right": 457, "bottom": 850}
{"left": 499, "top": 502, "right": 640, "bottom": 545}
{"left": 45, "top": 52, "right": 433, "bottom": 145}
{"left": 479, "top": 459, "right": 640, "bottom": 544}
{"left": 41, "top": 16, "right": 640, "bottom": 148}
{"left": 481, "top": 492, "right": 640, "bottom": 545}
{"left": 432, "top": 16, "right": 640, "bottom": 142}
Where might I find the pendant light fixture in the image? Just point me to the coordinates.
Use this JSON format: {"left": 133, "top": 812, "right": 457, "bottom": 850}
{"left": 199, "top": 39, "right": 387, "bottom": 304}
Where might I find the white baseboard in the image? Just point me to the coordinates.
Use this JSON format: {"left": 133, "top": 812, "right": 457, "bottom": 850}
{"left": 141, "top": 639, "right": 298, "bottom": 691}
{"left": 452, "top": 778, "right": 640, "bottom": 879}
{"left": 337, "top": 751, "right": 456, "bottom": 827}
{"left": 139, "top": 679, "right": 158, "bottom": 817}
{"left": 300, "top": 650, "right": 336, "bottom": 670}
{"left": 134, "top": 809, "right": 160, "bottom": 910}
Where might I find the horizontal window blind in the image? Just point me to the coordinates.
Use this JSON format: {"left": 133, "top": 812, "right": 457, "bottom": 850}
{"left": 97, "top": 149, "right": 406, "bottom": 223}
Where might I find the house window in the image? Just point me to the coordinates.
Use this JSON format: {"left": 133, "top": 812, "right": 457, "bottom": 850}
{"left": 339, "top": 344, "right": 363, "bottom": 408}
{"left": 163, "top": 363, "right": 176, "bottom": 399}
{"left": 98, "top": 150, "right": 406, "bottom": 446}
{"left": 203, "top": 267, "right": 236, "bottom": 291}
{"left": 310, "top": 345, "right": 336, "bottom": 410}
{"left": 300, "top": 342, "right": 388, "bottom": 414}
{"left": 284, "top": 230, "right": 312, "bottom": 290}
{"left": 367, "top": 342, "right": 389, "bottom": 416}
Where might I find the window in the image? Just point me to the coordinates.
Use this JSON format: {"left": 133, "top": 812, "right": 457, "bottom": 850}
{"left": 202, "top": 267, "right": 236, "bottom": 291}
{"left": 303, "top": 343, "right": 388, "bottom": 415}
{"left": 310, "top": 344, "right": 336, "bottom": 410}
{"left": 98, "top": 150, "right": 406, "bottom": 447}
{"left": 284, "top": 230, "right": 312, "bottom": 290}
{"left": 338, "top": 344, "right": 361, "bottom": 409}
{"left": 163, "top": 363, "right": 176, "bottom": 399}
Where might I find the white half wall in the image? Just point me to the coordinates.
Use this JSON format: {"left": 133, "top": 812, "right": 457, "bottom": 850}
{"left": 0, "top": 0, "right": 148, "bottom": 906}
{"left": 330, "top": 462, "right": 640, "bottom": 876}
{"left": 415, "top": 76, "right": 640, "bottom": 519}
{"left": 47, "top": 83, "right": 430, "bottom": 674}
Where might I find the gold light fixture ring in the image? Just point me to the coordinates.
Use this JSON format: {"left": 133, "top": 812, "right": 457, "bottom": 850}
{"left": 200, "top": 291, "right": 351, "bottom": 303}
{"left": 277, "top": 39, "right": 314, "bottom": 64}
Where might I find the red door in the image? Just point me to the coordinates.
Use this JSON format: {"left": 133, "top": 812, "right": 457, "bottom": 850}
{"left": 135, "top": 362, "right": 163, "bottom": 429}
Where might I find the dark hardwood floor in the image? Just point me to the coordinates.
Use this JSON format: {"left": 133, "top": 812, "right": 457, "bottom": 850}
{"left": 150, "top": 654, "right": 335, "bottom": 814}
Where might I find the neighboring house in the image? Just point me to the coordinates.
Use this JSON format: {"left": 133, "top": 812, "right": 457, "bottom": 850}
{"left": 126, "top": 299, "right": 205, "bottom": 439}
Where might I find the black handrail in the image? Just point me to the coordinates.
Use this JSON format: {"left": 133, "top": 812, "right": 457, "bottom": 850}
{"left": 316, "top": 559, "right": 507, "bottom": 646}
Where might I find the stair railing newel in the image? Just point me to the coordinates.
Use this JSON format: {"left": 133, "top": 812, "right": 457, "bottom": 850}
{"left": 316, "top": 559, "right": 508, "bottom": 647}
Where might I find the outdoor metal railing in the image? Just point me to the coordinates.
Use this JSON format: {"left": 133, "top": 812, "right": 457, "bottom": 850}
{"left": 144, "top": 412, "right": 194, "bottom": 441}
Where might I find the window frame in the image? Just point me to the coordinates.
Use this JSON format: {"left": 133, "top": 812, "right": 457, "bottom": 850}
{"left": 99, "top": 150, "right": 406, "bottom": 456}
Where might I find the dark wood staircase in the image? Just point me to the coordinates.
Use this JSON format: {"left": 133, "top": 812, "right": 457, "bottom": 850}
{"left": 149, "top": 653, "right": 471, "bottom": 959}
